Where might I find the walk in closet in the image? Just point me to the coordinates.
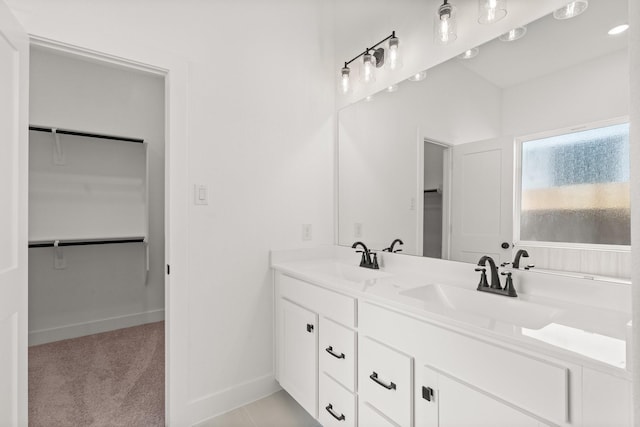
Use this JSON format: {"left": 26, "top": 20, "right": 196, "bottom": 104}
{"left": 28, "top": 45, "right": 166, "bottom": 424}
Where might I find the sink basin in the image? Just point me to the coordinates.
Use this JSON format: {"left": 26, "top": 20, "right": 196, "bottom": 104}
{"left": 303, "top": 261, "right": 392, "bottom": 283}
{"left": 400, "top": 284, "right": 563, "bottom": 329}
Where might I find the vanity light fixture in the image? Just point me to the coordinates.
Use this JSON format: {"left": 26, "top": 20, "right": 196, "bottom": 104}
{"left": 553, "top": 1, "right": 588, "bottom": 20}
{"left": 408, "top": 70, "right": 428, "bottom": 82}
{"left": 608, "top": 24, "right": 629, "bottom": 35}
{"left": 341, "top": 65, "right": 351, "bottom": 94}
{"left": 339, "top": 31, "right": 400, "bottom": 92}
{"left": 499, "top": 26, "right": 527, "bottom": 42}
{"left": 459, "top": 47, "right": 479, "bottom": 59}
{"left": 362, "top": 52, "right": 376, "bottom": 84}
{"left": 478, "top": 0, "right": 507, "bottom": 24}
{"left": 436, "top": 0, "right": 457, "bottom": 44}
{"left": 387, "top": 35, "right": 402, "bottom": 70}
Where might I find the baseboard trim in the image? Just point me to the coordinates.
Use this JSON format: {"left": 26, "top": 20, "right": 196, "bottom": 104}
{"left": 28, "top": 309, "right": 165, "bottom": 346}
{"left": 189, "top": 374, "right": 281, "bottom": 426}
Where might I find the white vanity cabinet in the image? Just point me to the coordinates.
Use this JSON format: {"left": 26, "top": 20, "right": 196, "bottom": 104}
{"left": 275, "top": 272, "right": 357, "bottom": 422}
{"left": 416, "top": 366, "right": 545, "bottom": 427}
{"left": 272, "top": 264, "right": 631, "bottom": 427}
{"left": 278, "top": 298, "right": 318, "bottom": 417}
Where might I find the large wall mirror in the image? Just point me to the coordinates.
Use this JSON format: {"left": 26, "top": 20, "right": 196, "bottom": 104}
{"left": 338, "top": 0, "right": 630, "bottom": 279}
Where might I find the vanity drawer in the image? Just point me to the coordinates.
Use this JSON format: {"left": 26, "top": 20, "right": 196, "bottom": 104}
{"left": 319, "top": 373, "right": 357, "bottom": 427}
{"left": 359, "top": 337, "right": 413, "bottom": 427}
{"left": 320, "top": 317, "right": 356, "bottom": 391}
{"left": 278, "top": 273, "right": 356, "bottom": 327}
{"left": 359, "top": 402, "right": 400, "bottom": 427}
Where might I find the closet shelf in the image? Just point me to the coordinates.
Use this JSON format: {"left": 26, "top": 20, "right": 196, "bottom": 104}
{"left": 29, "top": 125, "right": 144, "bottom": 144}
{"left": 28, "top": 236, "right": 146, "bottom": 248}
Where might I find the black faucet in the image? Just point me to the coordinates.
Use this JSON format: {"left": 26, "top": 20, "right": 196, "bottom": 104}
{"left": 351, "top": 241, "right": 379, "bottom": 269}
{"left": 476, "top": 255, "right": 517, "bottom": 297}
{"left": 512, "top": 249, "right": 534, "bottom": 270}
{"left": 382, "top": 238, "right": 404, "bottom": 253}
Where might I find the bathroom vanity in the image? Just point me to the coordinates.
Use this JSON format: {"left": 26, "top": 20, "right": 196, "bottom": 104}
{"left": 271, "top": 247, "right": 632, "bottom": 427}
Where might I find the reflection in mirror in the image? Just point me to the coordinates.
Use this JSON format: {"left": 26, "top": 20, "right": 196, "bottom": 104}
{"left": 338, "top": 0, "right": 630, "bottom": 278}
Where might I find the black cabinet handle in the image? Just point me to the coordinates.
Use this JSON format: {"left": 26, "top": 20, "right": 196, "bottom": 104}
{"left": 325, "top": 404, "right": 346, "bottom": 421}
{"left": 422, "top": 386, "right": 434, "bottom": 402}
{"left": 325, "top": 346, "right": 345, "bottom": 359}
{"left": 306, "top": 324, "right": 314, "bottom": 333}
{"left": 369, "top": 371, "right": 396, "bottom": 390}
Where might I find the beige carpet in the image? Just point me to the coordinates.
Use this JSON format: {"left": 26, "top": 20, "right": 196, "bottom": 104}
{"left": 29, "top": 321, "right": 165, "bottom": 427}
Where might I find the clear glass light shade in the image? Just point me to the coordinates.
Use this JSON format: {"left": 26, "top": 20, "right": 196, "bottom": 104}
{"left": 608, "top": 24, "right": 629, "bottom": 35}
{"left": 408, "top": 70, "right": 427, "bottom": 82}
{"left": 478, "top": 0, "right": 507, "bottom": 24}
{"left": 362, "top": 53, "right": 376, "bottom": 84}
{"left": 436, "top": 2, "right": 457, "bottom": 45}
{"left": 499, "top": 26, "right": 527, "bottom": 42}
{"left": 459, "top": 47, "right": 479, "bottom": 59}
{"left": 387, "top": 37, "right": 402, "bottom": 70}
{"left": 341, "top": 67, "right": 351, "bottom": 94}
{"left": 553, "top": 1, "right": 588, "bottom": 20}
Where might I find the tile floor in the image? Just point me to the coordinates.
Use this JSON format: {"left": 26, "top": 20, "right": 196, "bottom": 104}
{"left": 195, "top": 390, "right": 320, "bottom": 427}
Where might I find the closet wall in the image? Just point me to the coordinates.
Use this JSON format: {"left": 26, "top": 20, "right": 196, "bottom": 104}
{"left": 28, "top": 47, "right": 165, "bottom": 345}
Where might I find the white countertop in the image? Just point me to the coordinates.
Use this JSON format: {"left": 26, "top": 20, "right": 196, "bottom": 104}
{"left": 271, "top": 252, "right": 631, "bottom": 379}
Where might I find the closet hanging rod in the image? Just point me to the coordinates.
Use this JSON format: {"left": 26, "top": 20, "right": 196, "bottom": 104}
{"left": 28, "top": 237, "right": 145, "bottom": 248}
{"left": 29, "top": 125, "right": 144, "bottom": 144}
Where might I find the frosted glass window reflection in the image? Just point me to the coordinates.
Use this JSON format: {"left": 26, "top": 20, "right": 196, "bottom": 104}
{"left": 520, "top": 123, "right": 630, "bottom": 245}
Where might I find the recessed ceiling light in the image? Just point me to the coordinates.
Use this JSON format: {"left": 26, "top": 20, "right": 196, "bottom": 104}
{"left": 459, "top": 47, "right": 479, "bottom": 59}
{"left": 553, "top": 1, "right": 588, "bottom": 20}
{"left": 499, "top": 26, "right": 527, "bottom": 42}
{"left": 387, "top": 85, "right": 399, "bottom": 93}
{"left": 608, "top": 24, "right": 629, "bottom": 35}
{"left": 408, "top": 70, "right": 428, "bottom": 82}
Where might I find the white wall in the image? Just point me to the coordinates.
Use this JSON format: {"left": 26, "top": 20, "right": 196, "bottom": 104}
{"left": 28, "top": 48, "right": 165, "bottom": 344}
{"left": 6, "top": 0, "right": 335, "bottom": 423}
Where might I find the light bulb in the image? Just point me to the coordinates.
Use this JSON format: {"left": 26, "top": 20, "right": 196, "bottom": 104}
{"left": 459, "top": 47, "right": 479, "bottom": 59}
{"left": 362, "top": 52, "right": 376, "bottom": 84}
{"left": 387, "top": 36, "right": 402, "bottom": 70}
{"left": 608, "top": 24, "right": 629, "bottom": 35}
{"left": 553, "top": 1, "right": 588, "bottom": 20}
{"left": 478, "top": 0, "right": 507, "bottom": 24}
{"left": 341, "top": 66, "right": 351, "bottom": 94}
{"left": 408, "top": 70, "right": 427, "bottom": 82}
{"left": 436, "top": 1, "right": 457, "bottom": 45}
{"left": 499, "top": 26, "right": 527, "bottom": 42}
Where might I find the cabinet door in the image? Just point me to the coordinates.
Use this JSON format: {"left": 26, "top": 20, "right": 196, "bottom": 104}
{"left": 279, "top": 299, "right": 318, "bottom": 418}
{"left": 437, "top": 374, "right": 539, "bottom": 427}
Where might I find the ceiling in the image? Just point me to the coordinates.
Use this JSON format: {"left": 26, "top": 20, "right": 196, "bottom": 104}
{"left": 456, "top": 0, "right": 628, "bottom": 88}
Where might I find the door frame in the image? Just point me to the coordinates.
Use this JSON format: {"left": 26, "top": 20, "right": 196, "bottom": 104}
{"left": 26, "top": 35, "right": 190, "bottom": 425}
{"left": 416, "top": 135, "right": 452, "bottom": 259}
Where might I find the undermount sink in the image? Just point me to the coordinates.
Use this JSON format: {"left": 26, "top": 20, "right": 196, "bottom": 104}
{"left": 400, "top": 284, "right": 563, "bottom": 329}
{"left": 304, "top": 261, "right": 392, "bottom": 283}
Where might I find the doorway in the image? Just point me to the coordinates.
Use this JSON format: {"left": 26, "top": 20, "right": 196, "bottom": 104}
{"left": 420, "top": 139, "right": 451, "bottom": 259}
{"left": 27, "top": 42, "right": 167, "bottom": 425}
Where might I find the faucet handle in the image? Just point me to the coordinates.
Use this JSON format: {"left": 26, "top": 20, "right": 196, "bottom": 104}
{"left": 475, "top": 268, "right": 489, "bottom": 289}
{"left": 524, "top": 264, "right": 535, "bottom": 270}
{"left": 500, "top": 262, "right": 511, "bottom": 267}
{"left": 393, "top": 248, "right": 403, "bottom": 253}
{"left": 501, "top": 271, "right": 517, "bottom": 297}
{"left": 371, "top": 252, "right": 379, "bottom": 269}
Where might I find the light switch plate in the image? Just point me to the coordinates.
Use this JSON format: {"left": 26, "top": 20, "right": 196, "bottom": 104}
{"left": 194, "top": 184, "right": 208, "bottom": 205}
{"left": 302, "top": 224, "right": 312, "bottom": 241}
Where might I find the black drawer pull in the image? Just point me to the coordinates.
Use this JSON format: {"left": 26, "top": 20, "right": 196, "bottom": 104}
{"left": 326, "top": 346, "right": 346, "bottom": 359}
{"left": 422, "top": 386, "right": 434, "bottom": 402}
{"left": 306, "top": 323, "right": 314, "bottom": 333}
{"left": 325, "top": 404, "right": 346, "bottom": 421}
{"left": 369, "top": 371, "right": 396, "bottom": 390}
